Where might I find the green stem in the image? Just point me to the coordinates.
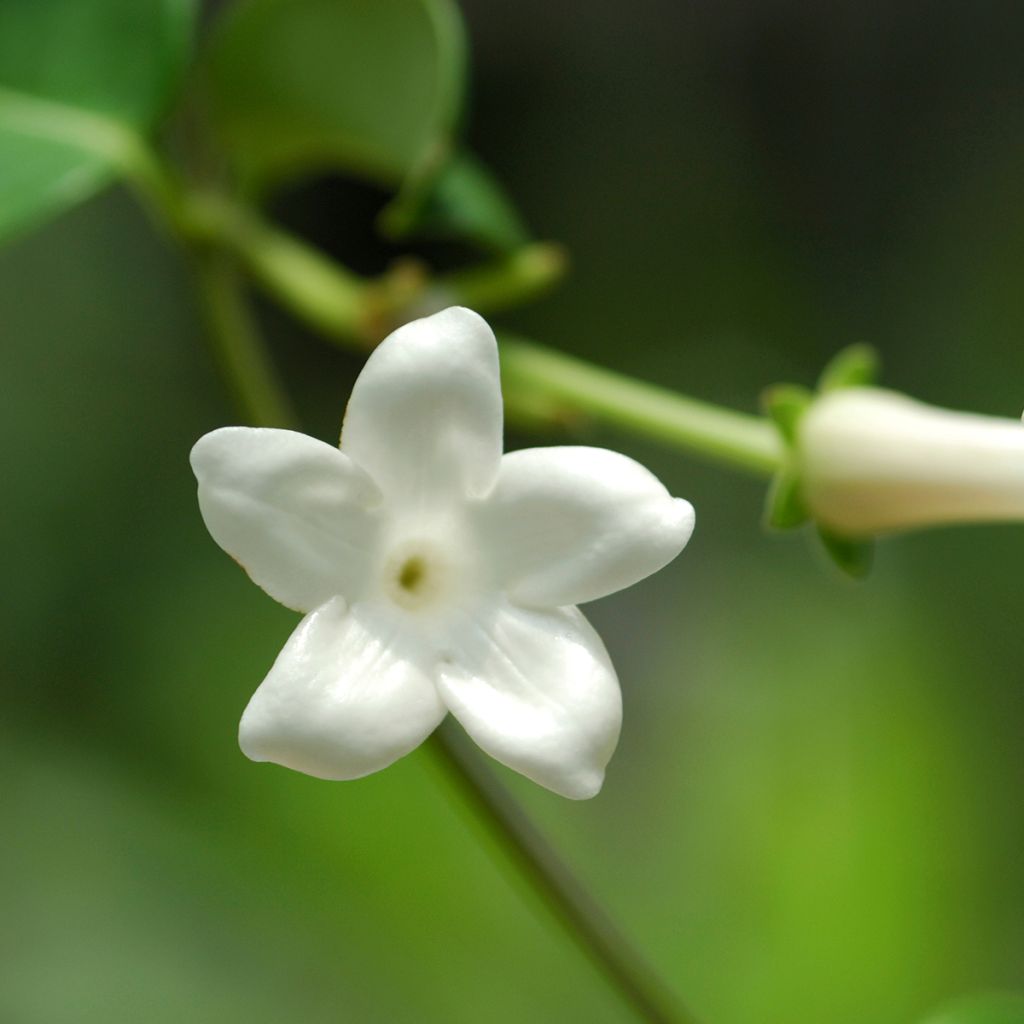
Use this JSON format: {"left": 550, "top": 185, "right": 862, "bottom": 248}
{"left": 183, "top": 201, "right": 781, "bottom": 475}
{"left": 500, "top": 337, "right": 783, "bottom": 476}
{"left": 109, "top": 130, "right": 779, "bottom": 477}
{"left": 190, "top": 251, "right": 297, "bottom": 430}
{"left": 10, "top": 99, "right": 777, "bottom": 476}
{"left": 429, "top": 725, "right": 701, "bottom": 1024}
{"left": 422, "top": 241, "right": 568, "bottom": 313}
{"left": 182, "top": 193, "right": 370, "bottom": 342}
{"left": 203, "top": 218, "right": 782, "bottom": 472}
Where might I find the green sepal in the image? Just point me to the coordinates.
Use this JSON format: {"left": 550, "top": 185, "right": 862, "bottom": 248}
{"left": 816, "top": 525, "right": 874, "bottom": 579}
{"left": 764, "top": 468, "right": 809, "bottom": 530}
{"left": 762, "top": 383, "right": 813, "bottom": 446}
{"left": 817, "top": 343, "right": 880, "bottom": 393}
{"left": 764, "top": 347, "right": 882, "bottom": 573}
{"left": 760, "top": 384, "right": 812, "bottom": 530}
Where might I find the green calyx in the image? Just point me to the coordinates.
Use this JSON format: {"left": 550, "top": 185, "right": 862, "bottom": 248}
{"left": 761, "top": 343, "right": 880, "bottom": 578}
{"left": 761, "top": 384, "right": 813, "bottom": 530}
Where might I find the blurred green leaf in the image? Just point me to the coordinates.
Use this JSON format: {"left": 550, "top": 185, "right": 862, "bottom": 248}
{"left": 381, "top": 150, "right": 530, "bottom": 252}
{"left": 204, "top": 0, "right": 467, "bottom": 194}
{"left": 921, "top": 993, "right": 1024, "bottom": 1024}
{"left": 0, "top": 0, "right": 195, "bottom": 244}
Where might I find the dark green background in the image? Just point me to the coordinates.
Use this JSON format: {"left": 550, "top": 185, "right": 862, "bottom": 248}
{"left": 2, "top": 1, "right": 1022, "bottom": 1021}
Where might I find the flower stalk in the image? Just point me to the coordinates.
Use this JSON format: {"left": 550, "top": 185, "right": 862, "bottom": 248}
{"left": 191, "top": 251, "right": 297, "bottom": 430}
{"left": 108, "top": 128, "right": 782, "bottom": 479}
{"left": 430, "top": 722, "right": 701, "bottom": 1024}
{"left": 500, "top": 337, "right": 784, "bottom": 476}
{"left": 182, "top": 193, "right": 371, "bottom": 342}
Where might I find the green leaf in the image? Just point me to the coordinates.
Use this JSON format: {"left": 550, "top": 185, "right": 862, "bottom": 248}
{"left": 0, "top": 0, "right": 195, "bottom": 244}
{"left": 203, "top": 0, "right": 467, "bottom": 194}
{"left": 762, "top": 383, "right": 813, "bottom": 447}
{"left": 921, "top": 993, "right": 1024, "bottom": 1024}
{"left": 380, "top": 150, "right": 530, "bottom": 252}
{"left": 818, "top": 343, "right": 880, "bottom": 393}
{"left": 764, "top": 469, "right": 809, "bottom": 530}
{"left": 817, "top": 526, "right": 874, "bottom": 579}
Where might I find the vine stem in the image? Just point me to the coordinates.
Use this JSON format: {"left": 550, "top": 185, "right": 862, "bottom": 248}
{"left": 499, "top": 336, "right": 782, "bottom": 477}
{"left": 215, "top": 214, "right": 783, "bottom": 473}
{"left": 3, "top": 92, "right": 780, "bottom": 475}
{"left": 190, "top": 250, "right": 297, "bottom": 430}
{"left": 176, "top": 197, "right": 781, "bottom": 479}
{"left": 429, "top": 724, "right": 702, "bottom": 1024}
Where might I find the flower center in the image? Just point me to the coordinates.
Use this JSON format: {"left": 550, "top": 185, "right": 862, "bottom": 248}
{"left": 382, "top": 541, "right": 455, "bottom": 612}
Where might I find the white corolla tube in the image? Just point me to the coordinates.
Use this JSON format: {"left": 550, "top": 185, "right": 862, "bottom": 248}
{"left": 799, "top": 387, "right": 1024, "bottom": 535}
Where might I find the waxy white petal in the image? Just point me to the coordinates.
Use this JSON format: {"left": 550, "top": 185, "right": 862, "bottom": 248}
{"left": 341, "top": 307, "right": 503, "bottom": 507}
{"left": 191, "top": 427, "right": 382, "bottom": 612}
{"left": 438, "top": 600, "right": 622, "bottom": 799}
{"left": 477, "top": 446, "right": 694, "bottom": 607}
{"left": 239, "top": 597, "right": 447, "bottom": 779}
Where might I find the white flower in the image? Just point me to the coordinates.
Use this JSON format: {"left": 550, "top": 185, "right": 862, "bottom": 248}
{"left": 191, "top": 307, "right": 694, "bottom": 798}
{"left": 800, "top": 386, "right": 1024, "bottom": 535}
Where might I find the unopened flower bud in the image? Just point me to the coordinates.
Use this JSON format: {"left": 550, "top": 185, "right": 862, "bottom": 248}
{"left": 799, "top": 387, "right": 1024, "bottom": 535}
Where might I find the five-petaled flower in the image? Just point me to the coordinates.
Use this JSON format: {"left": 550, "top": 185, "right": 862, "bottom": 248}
{"left": 191, "top": 307, "right": 694, "bottom": 798}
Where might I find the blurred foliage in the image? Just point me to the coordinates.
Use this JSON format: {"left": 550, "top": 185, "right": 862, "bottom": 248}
{"left": 0, "top": 0, "right": 194, "bottom": 242}
{"left": 203, "top": 0, "right": 466, "bottom": 189}
{"left": 380, "top": 148, "right": 529, "bottom": 252}
{"left": 2, "top": 1, "right": 1023, "bottom": 1023}
{"left": 202, "top": 0, "right": 524, "bottom": 249}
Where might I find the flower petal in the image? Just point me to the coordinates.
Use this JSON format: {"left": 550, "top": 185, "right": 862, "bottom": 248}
{"left": 191, "top": 427, "right": 381, "bottom": 612}
{"left": 239, "top": 597, "right": 446, "bottom": 779}
{"left": 437, "top": 600, "right": 622, "bottom": 799}
{"left": 476, "top": 446, "right": 694, "bottom": 607}
{"left": 341, "top": 307, "right": 503, "bottom": 506}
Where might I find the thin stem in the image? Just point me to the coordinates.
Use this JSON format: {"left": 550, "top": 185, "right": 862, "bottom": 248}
{"left": 429, "top": 726, "right": 702, "bottom": 1024}
{"left": 106, "top": 128, "right": 779, "bottom": 477}
{"left": 422, "top": 241, "right": 568, "bottom": 313}
{"left": 182, "top": 193, "right": 370, "bottom": 341}
{"left": 182, "top": 203, "right": 781, "bottom": 475}
{"left": 14, "top": 99, "right": 778, "bottom": 476}
{"left": 500, "top": 337, "right": 784, "bottom": 477}
{"left": 190, "top": 251, "right": 297, "bottom": 429}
